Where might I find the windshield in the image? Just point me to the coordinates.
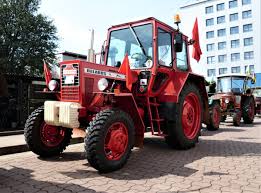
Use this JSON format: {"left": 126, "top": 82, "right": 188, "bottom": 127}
{"left": 217, "top": 77, "right": 245, "bottom": 93}
{"left": 106, "top": 24, "right": 153, "bottom": 69}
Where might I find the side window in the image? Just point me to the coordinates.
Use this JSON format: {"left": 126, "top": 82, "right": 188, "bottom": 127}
{"left": 157, "top": 28, "right": 172, "bottom": 67}
{"left": 176, "top": 41, "right": 188, "bottom": 70}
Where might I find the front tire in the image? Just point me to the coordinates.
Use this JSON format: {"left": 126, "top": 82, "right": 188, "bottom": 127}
{"left": 233, "top": 109, "right": 241, "bottom": 126}
{"left": 165, "top": 83, "right": 202, "bottom": 150}
{"left": 85, "top": 109, "right": 135, "bottom": 173}
{"left": 242, "top": 97, "right": 255, "bottom": 124}
{"left": 24, "top": 106, "right": 72, "bottom": 157}
{"left": 207, "top": 101, "right": 221, "bottom": 131}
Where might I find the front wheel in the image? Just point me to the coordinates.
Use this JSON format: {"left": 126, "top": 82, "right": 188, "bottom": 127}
{"left": 233, "top": 109, "right": 241, "bottom": 126}
{"left": 165, "top": 83, "right": 202, "bottom": 150}
{"left": 207, "top": 101, "right": 221, "bottom": 131}
{"left": 85, "top": 109, "right": 135, "bottom": 173}
{"left": 24, "top": 106, "right": 72, "bottom": 157}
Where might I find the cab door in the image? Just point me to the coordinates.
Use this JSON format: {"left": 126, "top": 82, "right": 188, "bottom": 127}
{"left": 150, "top": 24, "right": 173, "bottom": 95}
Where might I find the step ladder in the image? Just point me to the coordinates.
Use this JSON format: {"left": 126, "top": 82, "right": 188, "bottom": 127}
{"left": 147, "top": 97, "right": 164, "bottom": 136}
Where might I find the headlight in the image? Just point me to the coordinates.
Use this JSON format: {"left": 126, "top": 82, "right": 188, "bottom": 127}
{"left": 48, "top": 80, "right": 59, "bottom": 91}
{"left": 98, "top": 78, "right": 109, "bottom": 91}
{"left": 225, "top": 98, "right": 229, "bottom": 104}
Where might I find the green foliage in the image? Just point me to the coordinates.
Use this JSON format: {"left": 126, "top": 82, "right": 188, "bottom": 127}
{"left": 0, "top": 0, "right": 58, "bottom": 76}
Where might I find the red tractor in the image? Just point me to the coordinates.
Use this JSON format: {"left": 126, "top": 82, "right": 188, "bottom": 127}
{"left": 24, "top": 17, "right": 216, "bottom": 173}
{"left": 211, "top": 74, "right": 255, "bottom": 126}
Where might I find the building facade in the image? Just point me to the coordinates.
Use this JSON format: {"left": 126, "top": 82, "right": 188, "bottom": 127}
{"left": 179, "top": 0, "right": 261, "bottom": 85}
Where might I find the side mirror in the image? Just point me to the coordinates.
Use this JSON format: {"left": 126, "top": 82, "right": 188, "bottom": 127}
{"left": 174, "top": 33, "right": 183, "bottom": 52}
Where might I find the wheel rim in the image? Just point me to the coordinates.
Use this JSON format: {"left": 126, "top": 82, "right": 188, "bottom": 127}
{"left": 104, "top": 122, "right": 128, "bottom": 160}
{"left": 212, "top": 105, "right": 220, "bottom": 127}
{"left": 40, "top": 122, "right": 65, "bottom": 147}
{"left": 248, "top": 101, "right": 255, "bottom": 120}
{"left": 182, "top": 92, "right": 201, "bottom": 139}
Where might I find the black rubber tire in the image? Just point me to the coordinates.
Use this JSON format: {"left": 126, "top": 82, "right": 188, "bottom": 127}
{"left": 24, "top": 106, "right": 72, "bottom": 157}
{"left": 207, "top": 101, "right": 221, "bottom": 131}
{"left": 221, "top": 115, "right": 227, "bottom": 122}
{"left": 242, "top": 97, "right": 255, "bottom": 124}
{"left": 85, "top": 109, "right": 135, "bottom": 173}
{"left": 233, "top": 109, "right": 241, "bottom": 126}
{"left": 165, "top": 83, "right": 202, "bottom": 150}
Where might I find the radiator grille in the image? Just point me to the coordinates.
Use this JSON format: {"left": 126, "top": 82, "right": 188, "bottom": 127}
{"left": 61, "top": 64, "right": 79, "bottom": 86}
{"left": 61, "top": 63, "right": 80, "bottom": 101}
{"left": 61, "top": 87, "right": 80, "bottom": 101}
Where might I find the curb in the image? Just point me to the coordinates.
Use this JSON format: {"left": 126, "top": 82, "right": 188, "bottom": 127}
{"left": 0, "top": 137, "right": 84, "bottom": 156}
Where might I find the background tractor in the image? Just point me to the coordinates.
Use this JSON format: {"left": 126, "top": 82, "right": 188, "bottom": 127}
{"left": 24, "top": 17, "right": 218, "bottom": 173}
{"left": 211, "top": 74, "right": 255, "bottom": 126}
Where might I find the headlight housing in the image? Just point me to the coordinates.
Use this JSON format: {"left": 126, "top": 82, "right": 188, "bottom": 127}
{"left": 97, "top": 78, "right": 109, "bottom": 91}
{"left": 48, "top": 80, "right": 59, "bottom": 91}
{"left": 225, "top": 98, "right": 229, "bottom": 104}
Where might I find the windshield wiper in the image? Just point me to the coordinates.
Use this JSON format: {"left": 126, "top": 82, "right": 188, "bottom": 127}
{"left": 129, "top": 26, "right": 148, "bottom": 58}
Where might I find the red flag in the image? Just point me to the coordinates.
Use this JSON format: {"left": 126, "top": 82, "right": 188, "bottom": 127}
{"left": 192, "top": 18, "right": 202, "bottom": 62}
{"left": 118, "top": 54, "right": 137, "bottom": 91}
{"left": 43, "top": 60, "right": 52, "bottom": 86}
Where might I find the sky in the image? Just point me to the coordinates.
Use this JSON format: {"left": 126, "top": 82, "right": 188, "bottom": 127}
{"left": 39, "top": 0, "right": 188, "bottom": 55}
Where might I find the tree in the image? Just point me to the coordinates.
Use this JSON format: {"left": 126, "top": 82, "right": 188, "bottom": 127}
{"left": 0, "top": 0, "right": 58, "bottom": 76}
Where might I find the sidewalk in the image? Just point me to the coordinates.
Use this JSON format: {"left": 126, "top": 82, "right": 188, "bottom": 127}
{"left": 0, "top": 128, "right": 85, "bottom": 155}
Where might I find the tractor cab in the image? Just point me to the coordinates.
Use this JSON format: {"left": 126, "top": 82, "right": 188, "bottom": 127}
{"left": 103, "top": 17, "right": 191, "bottom": 95}
{"left": 217, "top": 74, "right": 255, "bottom": 94}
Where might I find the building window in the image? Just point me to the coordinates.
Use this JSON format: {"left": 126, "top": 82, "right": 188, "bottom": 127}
{"left": 230, "top": 26, "right": 239, "bottom": 34}
{"left": 229, "top": 0, "right": 238, "bottom": 8}
{"left": 207, "top": 69, "right": 216, "bottom": 77}
{"left": 244, "top": 37, "right": 253, "bottom": 46}
{"left": 244, "top": 51, "right": 254, "bottom": 60}
{"left": 242, "top": 10, "right": 252, "bottom": 19}
{"left": 217, "top": 3, "right": 225, "bottom": 11}
{"left": 231, "top": 66, "right": 240, "bottom": 73}
{"left": 243, "top": 24, "right": 253, "bottom": 32}
{"left": 218, "top": 42, "right": 226, "bottom": 50}
{"left": 206, "top": 31, "right": 214, "bottom": 39}
{"left": 207, "top": 56, "right": 215, "bottom": 64}
{"left": 231, "top": 39, "right": 240, "bottom": 48}
{"left": 231, "top": 53, "right": 240, "bottom": 61}
{"left": 207, "top": 43, "right": 215, "bottom": 51}
{"left": 242, "top": 0, "right": 251, "bottom": 5}
{"left": 218, "top": 55, "right": 227, "bottom": 63}
{"left": 219, "top": 68, "right": 227, "bottom": 75}
{"left": 218, "top": 29, "right": 226, "bottom": 37}
{"left": 206, "top": 18, "right": 214, "bottom": 26}
{"left": 230, "top": 13, "right": 238, "bottom": 21}
{"left": 245, "top": 65, "right": 254, "bottom": 73}
{"left": 217, "top": 16, "right": 225, "bottom": 24}
{"left": 206, "top": 6, "right": 213, "bottom": 14}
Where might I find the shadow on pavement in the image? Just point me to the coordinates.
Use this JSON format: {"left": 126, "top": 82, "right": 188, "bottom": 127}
{"left": 0, "top": 167, "right": 102, "bottom": 193}
{"left": 38, "top": 151, "right": 86, "bottom": 162}
{"left": 60, "top": 136, "right": 261, "bottom": 181}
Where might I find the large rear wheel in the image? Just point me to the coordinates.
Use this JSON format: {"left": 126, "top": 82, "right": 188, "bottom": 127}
{"left": 24, "top": 106, "right": 72, "bottom": 157}
{"left": 85, "top": 109, "right": 135, "bottom": 173}
{"left": 165, "top": 83, "right": 202, "bottom": 150}
{"left": 242, "top": 97, "right": 255, "bottom": 124}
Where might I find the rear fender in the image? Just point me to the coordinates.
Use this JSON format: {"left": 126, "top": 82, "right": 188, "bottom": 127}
{"left": 112, "top": 93, "right": 145, "bottom": 147}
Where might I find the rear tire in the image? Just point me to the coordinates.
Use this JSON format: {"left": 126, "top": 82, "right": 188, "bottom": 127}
{"left": 24, "top": 106, "right": 72, "bottom": 157}
{"left": 165, "top": 83, "right": 202, "bottom": 150}
{"left": 207, "top": 101, "right": 221, "bottom": 131}
{"left": 85, "top": 109, "right": 135, "bottom": 173}
{"left": 242, "top": 97, "right": 255, "bottom": 124}
{"left": 233, "top": 109, "right": 241, "bottom": 126}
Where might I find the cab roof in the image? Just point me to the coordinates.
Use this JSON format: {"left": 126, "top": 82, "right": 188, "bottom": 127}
{"left": 217, "top": 73, "right": 252, "bottom": 79}
{"left": 109, "top": 17, "right": 180, "bottom": 34}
